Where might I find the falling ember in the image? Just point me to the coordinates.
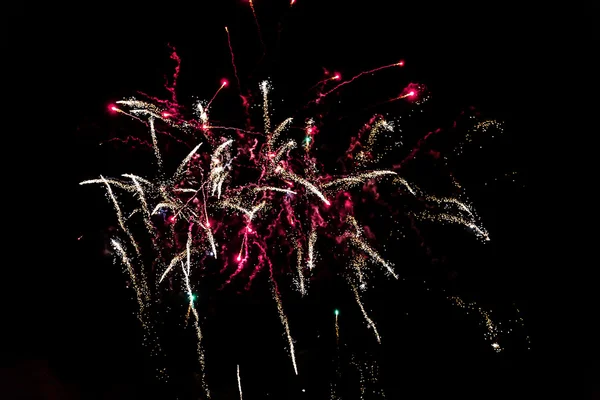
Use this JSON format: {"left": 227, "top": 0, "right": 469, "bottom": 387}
{"left": 334, "top": 309, "right": 340, "bottom": 343}
{"left": 237, "top": 365, "right": 243, "bottom": 400}
{"left": 351, "top": 284, "right": 381, "bottom": 344}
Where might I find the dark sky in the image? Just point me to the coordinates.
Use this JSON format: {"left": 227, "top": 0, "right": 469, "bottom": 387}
{"left": 3, "top": 1, "right": 598, "bottom": 399}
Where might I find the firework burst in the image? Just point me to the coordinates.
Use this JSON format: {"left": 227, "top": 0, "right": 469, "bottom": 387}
{"left": 80, "top": 24, "right": 498, "bottom": 397}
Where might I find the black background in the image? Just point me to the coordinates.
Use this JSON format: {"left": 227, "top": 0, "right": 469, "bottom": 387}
{"left": 3, "top": 1, "right": 598, "bottom": 399}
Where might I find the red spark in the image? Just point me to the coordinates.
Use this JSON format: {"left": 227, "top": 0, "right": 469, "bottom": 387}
{"left": 221, "top": 78, "right": 229, "bottom": 87}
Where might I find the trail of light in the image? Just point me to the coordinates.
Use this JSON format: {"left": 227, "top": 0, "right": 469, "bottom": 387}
{"left": 449, "top": 296, "right": 502, "bottom": 352}
{"left": 248, "top": 0, "right": 266, "bottom": 53}
{"left": 307, "top": 225, "right": 317, "bottom": 270}
{"left": 166, "top": 45, "right": 181, "bottom": 104}
{"left": 100, "top": 177, "right": 147, "bottom": 292}
{"left": 258, "top": 242, "right": 298, "bottom": 375}
{"left": 270, "top": 274, "right": 298, "bottom": 375}
{"left": 308, "top": 73, "right": 341, "bottom": 91}
{"left": 335, "top": 312, "right": 339, "bottom": 344}
{"left": 225, "top": 27, "right": 242, "bottom": 91}
{"left": 253, "top": 186, "right": 296, "bottom": 195}
{"left": 323, "top": 170, "right": 396, "bottom": 189}
{"left": 206, "top": 80, "right": 228, "bottom": 111}
{"left": 316, "top": 61, "right": 403, "bottom": 101}
{"left": 174, "top": 142, "right": 202, "bottom": 178}
{"left": 80, "top": 178, "right": 134, "bottom": 192}
{"left": 148, "top": 118, "right": 163, "bottom": 172}
{"left": 268, "top": 117, "right": 293, "bottom": 150}
{"left": 351, "top": 284, "right": 381, "bottom": 344}
{"left": 182, "top": 226, "right": 211, "bottom": 398}
{"left": 122, "top": 174, "right": 154, "bottom": 233}
{"left": 260, "top": 81, "right": 271, "bottom": 133}
{"left": 111, "top": 239, "right": 145, "bottom": 320}
{"left": 413, "top": 211, "right": 489, "bottom": 241}
{"left": 237, "top": 364, "right": 243, "bottom": 400}
{"left": 349, "top": 235, "right": 397, "bottom": 279}
{"left": 275, "top": 167, "right": 330, "bottom": 205}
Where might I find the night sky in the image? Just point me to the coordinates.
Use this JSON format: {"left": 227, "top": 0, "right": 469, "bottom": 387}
{"left": 4, "top": 1, "right": 598, "bottom": 399}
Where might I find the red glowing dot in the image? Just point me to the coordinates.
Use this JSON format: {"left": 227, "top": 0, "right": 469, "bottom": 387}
{"left": 109, "top": 104, "right": 118, "bottom": 112}
{"left": 408, "top": 91, "right": 415, "bottom": 97}
{"left": 247, "top": 227, "right": 253, "bottom": 233}
{"left": 206, "top": 221, "right": 211, "bottom": 227}
{"left": 398, "top": 60, "right": 405, "bottom": 66}
{"left": 221, "top": 79, "right": 229, "bottom": 87}
{"left": 168, "top": 215, "right": 175, "bottom": 223}
{"left": 333, "top": 73, "right": 341, "bottom": 80}
{"left": 237, "top": 255, "right": 242, "bottom": 261}
{"left": 324, "top": 199, "right": 331, "bottom": 206}
{"left": 162, "top": 112, "right": 171, "bottom": 118}
{"left": 202, "top": 124, "right": 209, "bottom": 129}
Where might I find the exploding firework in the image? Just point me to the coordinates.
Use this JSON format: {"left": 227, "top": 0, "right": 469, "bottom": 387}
{"left": 78, "top": 13, "right": 504, "bottom": 397}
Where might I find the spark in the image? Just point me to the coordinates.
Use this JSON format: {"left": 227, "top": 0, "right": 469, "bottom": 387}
{"left": 237, "top": 364, "right": 243, "bottom": 400}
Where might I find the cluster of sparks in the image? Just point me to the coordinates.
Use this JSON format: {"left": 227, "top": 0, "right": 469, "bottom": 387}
{"left": 77, "top": 4, "right": 515, "bottom": 396}
{"left": 81, "top": 64, "right": 490, "bottom": 393}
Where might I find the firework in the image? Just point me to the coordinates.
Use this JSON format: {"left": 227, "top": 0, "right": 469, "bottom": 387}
{"left": 80, "top": 23, "right": 494, "bottom": 398}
